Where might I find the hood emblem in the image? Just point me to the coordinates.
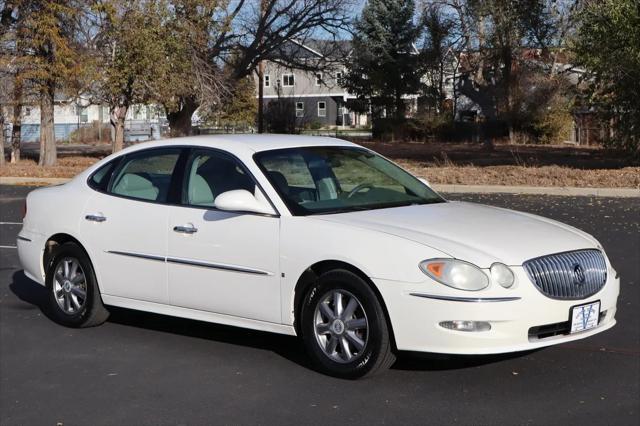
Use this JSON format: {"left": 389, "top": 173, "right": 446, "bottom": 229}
{"left": 573, "top": 263, "right": 586, "bottom": 285}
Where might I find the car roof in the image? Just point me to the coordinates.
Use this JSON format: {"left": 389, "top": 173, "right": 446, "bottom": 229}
{"left": 121, "top": 134, "right": 358, "bottom": 155}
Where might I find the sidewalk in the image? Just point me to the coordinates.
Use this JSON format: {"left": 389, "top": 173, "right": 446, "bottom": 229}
{"left": 1, "top": 176, "right": 638, "bottom": 197}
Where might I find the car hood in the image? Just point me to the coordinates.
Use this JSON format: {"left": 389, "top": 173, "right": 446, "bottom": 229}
{"left": 314, "top": 201, "right": 599, "bottom": 267}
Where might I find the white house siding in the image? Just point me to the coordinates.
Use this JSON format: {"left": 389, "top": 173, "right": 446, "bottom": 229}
{"left": 9, "top": 101, "right": 161, "bottom": 142}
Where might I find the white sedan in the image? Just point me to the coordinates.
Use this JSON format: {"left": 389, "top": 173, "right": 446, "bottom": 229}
{"left": 17, "top": 135, "right": 619, "bottom": 378}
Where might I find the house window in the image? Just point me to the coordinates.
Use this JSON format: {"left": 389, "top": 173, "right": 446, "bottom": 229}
{"left": 264, "top": 74, "right": 270, "bottom": 87}
{"left": 336, "top": 72, "right": 343, "bottom": 84}
{"left": 296, "top": 102, "right": 304, "bottom": 118}
{"left": 282, "top": 74, "right": 295, "bottom": 87}
{"left": 317, "top": 101, "right": 326, "bottom": 117}
{"left": 315, "top": 73, "right": 322, "bottom": 86}
{"left": 24, "top": 107, "right": 31, "bottom": 116}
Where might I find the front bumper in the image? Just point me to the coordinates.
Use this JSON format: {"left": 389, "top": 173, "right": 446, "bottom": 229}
{"left": 374, "top": 267, "right": 619, "bottom": 354}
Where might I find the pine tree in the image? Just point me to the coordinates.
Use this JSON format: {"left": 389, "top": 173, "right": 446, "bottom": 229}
{"left": 18, "top": 1, "right": 89, "bottom": 166}
{"left": 344, "top": 0, "right": 423, "bottom": 123}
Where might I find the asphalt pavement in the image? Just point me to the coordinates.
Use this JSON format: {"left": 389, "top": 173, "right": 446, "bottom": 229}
{"left": 0, "top": 185, "right": 638, "bottom": 426}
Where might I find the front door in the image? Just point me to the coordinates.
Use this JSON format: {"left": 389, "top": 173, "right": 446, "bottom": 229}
{"left": 166, "top": 148, "right": 281, "bottom": 323}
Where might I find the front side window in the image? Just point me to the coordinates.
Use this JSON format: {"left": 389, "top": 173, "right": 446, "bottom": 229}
{"left": 183, "top": 149, "right": 255, "bottom": 208}
{"left": 296, "top": 102, "right": 304, "bottom": 118}
{"left": 282, "top": 74, "right": 295, "bottom": 87}
{"left": 110, "top": 149, "right": 181, "bottom": 202}
{"left": 317, "top": 101, "right": 326, "bottom": 117}
{"left": 255, "top": 147, "right": 444, "bottom": 215}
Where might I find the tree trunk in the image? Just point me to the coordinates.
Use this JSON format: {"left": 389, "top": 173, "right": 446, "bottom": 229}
{"left": 10, "top": 78, "right": 22, "bottom": 163}
{"left": 167, "top": 96, "right": 199, "bottom": 137}
{"left": 110, "top": 105, "right": 128, "bottom": 153}
{"left": 38, "top": 82, "right": 56, "bottom": 166}
{"left": 498, "top": 43, "right": 515, "bottom": 144}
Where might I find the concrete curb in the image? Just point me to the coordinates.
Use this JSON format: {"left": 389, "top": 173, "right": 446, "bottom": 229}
{"left": 0, "top": 177, "right": 72, "bottom": 186}
{"left": 432, "top": 184, "right": 640, "bottom": 198}
{"left": 1, "top": 177, "right": 638, "bottom": 197}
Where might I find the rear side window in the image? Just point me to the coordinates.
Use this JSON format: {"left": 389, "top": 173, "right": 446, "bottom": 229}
{"left": 109, "top": 149, "right": 181, "bottom": 202}
{"left": 88, "top": 160, "right": 118, "bottom": 191}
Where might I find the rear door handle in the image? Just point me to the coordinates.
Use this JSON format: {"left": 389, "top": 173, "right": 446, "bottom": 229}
{"left": 85, "top": 214, "right": 107, "bottom": 222}
{"left": 173, "top": 225, "right": 198, "bottom": 234}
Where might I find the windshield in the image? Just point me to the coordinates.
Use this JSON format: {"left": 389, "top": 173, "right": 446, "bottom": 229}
{"left": 254, "top": 146, "right": 445, "bottom": 215}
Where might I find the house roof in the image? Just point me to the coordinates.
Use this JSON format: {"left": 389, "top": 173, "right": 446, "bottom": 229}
{"left": 268, "top": 38, "right": 352, "bottom": 61}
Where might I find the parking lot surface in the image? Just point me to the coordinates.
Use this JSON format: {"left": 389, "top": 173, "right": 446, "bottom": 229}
{"left": 1, "top": 185, "right": 638, "bottom": 425}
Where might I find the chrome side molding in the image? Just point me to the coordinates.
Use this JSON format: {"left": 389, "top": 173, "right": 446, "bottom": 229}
{"left": 106, "top": 250, "right": 165, "bottom": 262}
{"left": 105, "top": 250, "right": 272, "bottom": 276}
{"left": 410, "top": 293, "right": 521, "bottom": 302}
{"left": 17, "top": 235, "right": 32, "bottom": 242}
{"left": 166, "top": 257, "right": 272, "bottom": 276}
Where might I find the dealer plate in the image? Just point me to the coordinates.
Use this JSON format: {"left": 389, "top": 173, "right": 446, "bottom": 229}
{"left": 570, "top": 301, "right": 600, "bottom": 333}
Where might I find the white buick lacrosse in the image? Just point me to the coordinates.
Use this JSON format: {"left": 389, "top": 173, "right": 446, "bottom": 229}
{"left": 17, "top": 135, "right": 619, "bottom": 378}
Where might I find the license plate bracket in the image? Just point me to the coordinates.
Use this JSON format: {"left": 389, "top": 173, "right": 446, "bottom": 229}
{"left": 570, "top": 301, "right": 600, "bottom": 334}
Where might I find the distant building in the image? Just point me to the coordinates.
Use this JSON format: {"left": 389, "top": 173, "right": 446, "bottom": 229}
{"left": 5, "top": 95, "right": 163, "bottom": 143}
{"left": 257, "top": 40, "right": 368, "bottom": 129}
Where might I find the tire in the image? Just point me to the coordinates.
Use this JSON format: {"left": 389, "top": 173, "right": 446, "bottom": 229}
{"left": 301, "top": 269, "right": 395, "bottom": 379}
{"left": 45, "top": 242, "right": 109, "bottom": 328}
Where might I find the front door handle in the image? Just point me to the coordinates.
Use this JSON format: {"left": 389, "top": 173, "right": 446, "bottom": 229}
{"left": 85, "top": 214, "right": 107, "bottom": 222}
{"left": 173, "top": 224, "right": 198, "bottom": 234}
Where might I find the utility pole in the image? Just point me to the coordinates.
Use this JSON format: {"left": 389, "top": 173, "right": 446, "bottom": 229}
{"left": 257, "top": 0, "right": 266, "bottom": 133}
{"left": 258, "top": 61, "right": 264, "bottom": 133}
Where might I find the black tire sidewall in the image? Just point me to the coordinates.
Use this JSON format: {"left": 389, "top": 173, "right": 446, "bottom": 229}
{"left": 301, "top": 270, "right": 389, "bottom": 379}
{"left": 45, "top": 242, "right": 99, "bottom": 327}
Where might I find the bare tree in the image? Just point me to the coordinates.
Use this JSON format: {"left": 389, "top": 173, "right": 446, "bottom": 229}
{"left": 161, "top": 0, "right": 353, "bottom": 136}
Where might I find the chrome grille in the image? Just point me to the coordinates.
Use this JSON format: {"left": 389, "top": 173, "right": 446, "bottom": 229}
{"left": 523, "top": 249, "right": 607, "bottom": 300}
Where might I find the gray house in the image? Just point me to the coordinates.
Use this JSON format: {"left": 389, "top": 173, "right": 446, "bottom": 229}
{"left": 258, "top": 40, "right": 368, "bottom": 129}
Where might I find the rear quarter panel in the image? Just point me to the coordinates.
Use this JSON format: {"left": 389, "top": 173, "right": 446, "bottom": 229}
{"left": 19, "top": 179, "right": 93, "bottom": 282}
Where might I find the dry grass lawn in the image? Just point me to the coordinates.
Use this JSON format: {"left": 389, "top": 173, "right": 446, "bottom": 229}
{"left": 1, "top": 141, "right": 638, "bottom": 188}
{"left": 397, "top": 161, "right": 640, "bottom": 188}
{"left": 0, "top": 157, "right": 99, "bottom": 178}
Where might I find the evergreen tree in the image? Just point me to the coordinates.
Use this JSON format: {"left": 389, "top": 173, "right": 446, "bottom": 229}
{"left": 572, "top": 0, "right": 639, "bottom": 153}
{"left": 344, "top": 0, "right": 423, "bottom": 123}
{"left": 18, "top": 1, "right": 90, "bottom": 166}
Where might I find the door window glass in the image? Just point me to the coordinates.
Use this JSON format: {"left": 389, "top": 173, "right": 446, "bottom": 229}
{"left": 184, "top": 150, "right": 255, "bottom": 207}
{"left": 110, "top": 149, "right": 180, "bottom": 202}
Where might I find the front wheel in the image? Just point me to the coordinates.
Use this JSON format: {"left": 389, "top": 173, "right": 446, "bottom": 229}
{"left": 301, "top": 270, "right": 395, "bottom": 379}
{"left": 45, "top": 242, "right": 109, "bottom": 328}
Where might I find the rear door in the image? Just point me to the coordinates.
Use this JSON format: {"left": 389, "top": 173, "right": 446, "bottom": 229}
{"left": 79, "top": 147, "right": 183, "bottom": 304}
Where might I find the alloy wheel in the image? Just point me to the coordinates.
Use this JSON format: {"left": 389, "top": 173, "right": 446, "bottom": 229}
{"left": 313, "top": 290, "right": 369, "bottom": 363}
{"left": 52, "top": 257, "right": 87, "bottom": 315}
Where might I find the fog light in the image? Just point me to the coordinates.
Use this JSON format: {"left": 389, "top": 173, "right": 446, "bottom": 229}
{"left": 439, "top": 320, "right": 491, "bottom": 332}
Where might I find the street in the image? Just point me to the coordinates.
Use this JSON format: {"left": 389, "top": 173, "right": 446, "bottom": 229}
{"left": 1, "top": 185, "right": 638, "bottom": 425}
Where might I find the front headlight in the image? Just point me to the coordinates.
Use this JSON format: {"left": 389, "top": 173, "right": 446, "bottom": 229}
{"left": 490, "top": 263, "right": 515, "bottom": 288}
{"left": 419, "top": 259, "right": 489, "bottom": 291}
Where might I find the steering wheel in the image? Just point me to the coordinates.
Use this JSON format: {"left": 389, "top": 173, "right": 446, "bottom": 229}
{"left": 346, "top": 183, "right": 374, "bottom": 199}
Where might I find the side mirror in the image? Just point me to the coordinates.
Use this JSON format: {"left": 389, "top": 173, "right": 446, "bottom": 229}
{"left": 418, "top": 177, "right": 431, "bottom": 187}
{"left": 214, "top": 189, "right": 276, "bottom": 215}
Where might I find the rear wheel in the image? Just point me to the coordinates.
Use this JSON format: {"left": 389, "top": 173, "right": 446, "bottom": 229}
{"left": 301, "top": 269, "right": 395, "bottom": 379}
{"left": 46, "top": 242, "right": 109, "bottom": 327}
